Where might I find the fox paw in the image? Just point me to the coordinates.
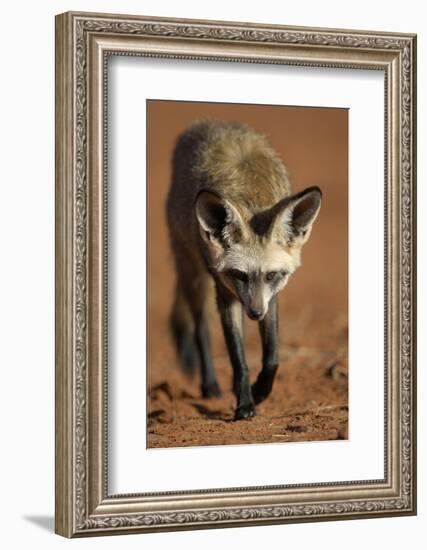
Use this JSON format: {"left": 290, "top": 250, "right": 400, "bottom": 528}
{"left": 251, "top": 382, "right": 271, "bottom": 405}
{"left": 202, "top": 381, "right": 222, "bottom": 399}
{"left": 234, "top": 402, "right": 256, "bottom": 420}
{"left": 251, "top": 366, "right": 278, "bottom": 404}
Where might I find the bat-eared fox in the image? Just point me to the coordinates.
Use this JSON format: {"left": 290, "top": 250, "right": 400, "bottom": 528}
{"left": 166, "top": 120, "right": 322, "bottom": 420}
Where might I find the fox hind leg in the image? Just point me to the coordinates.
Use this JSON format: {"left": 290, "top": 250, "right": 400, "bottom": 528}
{"left": 188, "top": 274, "right": 221, "bottom": 398}
{"left": 170, "top": 273, "right": 221, "bottom": 398}
{"left": 170, "top": 285, "right": 199, "bottom": 378}
{"left": 194, "top": 311, "right": 221, "bottom": 398}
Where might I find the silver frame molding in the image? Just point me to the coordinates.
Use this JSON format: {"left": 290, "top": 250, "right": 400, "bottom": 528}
{"left": 55, "top": 11, "right": 417, "bottom": 538}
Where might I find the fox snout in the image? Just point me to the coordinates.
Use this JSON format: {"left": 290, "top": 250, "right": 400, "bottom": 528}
{"left": 247, "top": 307, "right": 265, "bottom": 321}
{"left": 244, "top": 288, "right": 268, "bottom": 321}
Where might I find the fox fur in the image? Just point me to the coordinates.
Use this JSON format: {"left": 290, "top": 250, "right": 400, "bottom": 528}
{"left": 166, "top": 119, "right": 321, "bottom": 419}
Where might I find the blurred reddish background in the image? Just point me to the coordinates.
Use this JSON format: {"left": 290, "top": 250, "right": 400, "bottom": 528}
{"left": 147, "top": 100, "right": 348, "bottom": 447}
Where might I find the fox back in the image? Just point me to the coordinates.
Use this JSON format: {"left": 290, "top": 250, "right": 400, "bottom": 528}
{"left": 167, "top": 120, "right": 321, "bottom": 320}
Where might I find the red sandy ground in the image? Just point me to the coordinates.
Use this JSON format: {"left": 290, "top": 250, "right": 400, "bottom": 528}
{"left": 147, "top": 305, "right": 348, "bottom": 448}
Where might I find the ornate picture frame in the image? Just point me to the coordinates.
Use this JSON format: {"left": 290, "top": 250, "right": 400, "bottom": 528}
{"left": 55, "top": 11, "right": 416, "bottom": 537}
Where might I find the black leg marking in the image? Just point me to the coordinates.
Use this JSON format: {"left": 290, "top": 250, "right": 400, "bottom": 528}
{"left": 217, "top": 286, "right": 255, "bottom": 420}
{"left": 252, "top": 296, "right": 279, "bottom": 405}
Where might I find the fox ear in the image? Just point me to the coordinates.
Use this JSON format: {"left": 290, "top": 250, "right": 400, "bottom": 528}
{"left": 195, "top": 190, "right": 245, "bottom": 247}
{"left": 271, "top": 186, "right": 322, "bottom": 243}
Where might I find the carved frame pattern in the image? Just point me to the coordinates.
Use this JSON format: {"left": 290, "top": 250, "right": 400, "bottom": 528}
{"left": 55, "top": 11, "right": 416, "bottom": 537}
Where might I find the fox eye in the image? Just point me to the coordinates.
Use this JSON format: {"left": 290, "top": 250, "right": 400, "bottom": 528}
{"left": 266, "top": 271, "right": 287, "bottom": 282}
{"left": 266, "top": 271, "right": 278, "bottom": 282}
{"left": 228, "top": 269, "right": 248, "bottom": 283}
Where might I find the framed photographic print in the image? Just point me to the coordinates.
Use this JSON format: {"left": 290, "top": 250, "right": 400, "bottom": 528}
{"left": 55, "top": 11, "right": 417, "bottom": 537}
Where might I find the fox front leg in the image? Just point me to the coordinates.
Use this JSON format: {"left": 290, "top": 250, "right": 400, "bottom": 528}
{"left": 252, "top": 296, "right": 279, "bottom": 405}
{"left": 216, "top": 287, "right": 256, "bottom": 420}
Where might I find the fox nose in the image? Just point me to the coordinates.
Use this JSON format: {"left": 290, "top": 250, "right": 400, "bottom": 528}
{"left": 248, "top": 308, "right": 263, "bottom": 321}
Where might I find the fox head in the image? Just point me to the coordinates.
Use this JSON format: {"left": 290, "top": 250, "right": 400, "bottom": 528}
{"left": 195, "top": 187, "right": 322, "bottom": 320}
